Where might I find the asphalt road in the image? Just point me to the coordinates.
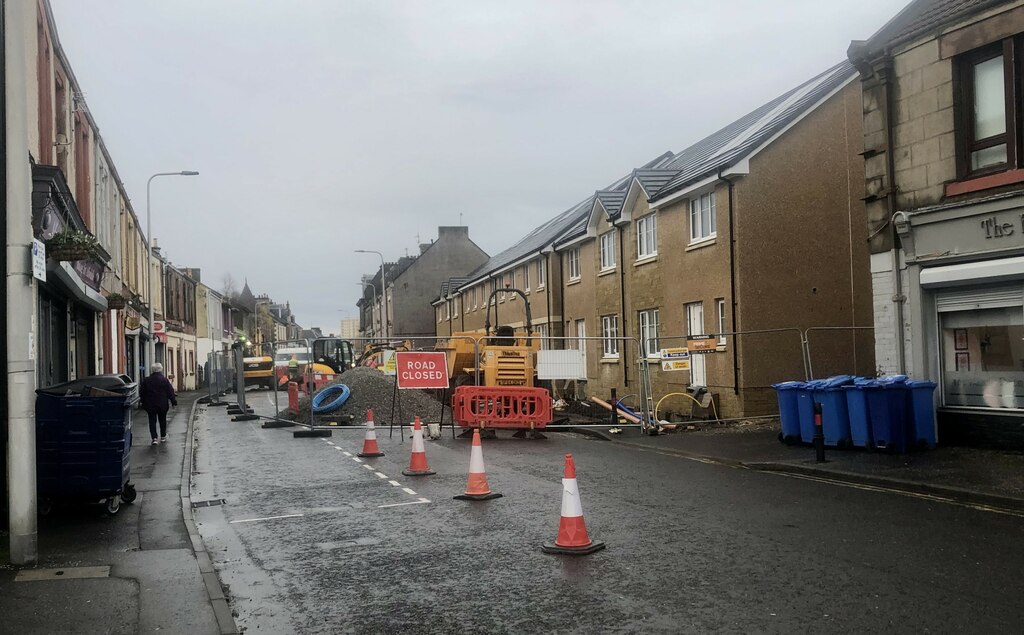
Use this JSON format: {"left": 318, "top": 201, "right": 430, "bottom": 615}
{"left": 192, "top": 392, "right": 1024, "bottom": 634}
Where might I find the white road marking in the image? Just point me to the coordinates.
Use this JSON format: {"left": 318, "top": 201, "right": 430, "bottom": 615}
{"left": 335, "top": 447, "right": 344, "bottom": 451}
{"left": 378, "top": 498, "right": 431, "bottom": 509}
{"left": 327, "top": 441, "right": 335, "bottom": 446}
{"left": 362, "top": 464, "right": 374, "bottom": 470}
{"left": 374, "top": 472, "right": 388, "bottom": 479}
{"left": 352, "top": 457, "right": 363, "bottom": 463}
{"left": 388, "top": 480, "right": 401, "bottom": 487}
{"left": 342, "top": 451, "right": 352, "bottom": 456}
{"left": 402, "top": 487, "right": 417, "bottom": 496}
{"left": 229, "top": 513, "right": 304, "bottom": 524}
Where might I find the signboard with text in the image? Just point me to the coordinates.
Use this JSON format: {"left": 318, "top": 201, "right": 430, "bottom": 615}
{"left": 660, "top": 347, "right": 690, "bottom": 372}
{"left": 687, "top": 335, "right": 718, "bottom": 354}
{"left": 381, "top": 350, "right": 397, "bottom": 376}
{"left": 395, "top": 351, "right": 449, "bottom": 389}
{"left": 31, "top": 239, "right": 46, "bottom": 282}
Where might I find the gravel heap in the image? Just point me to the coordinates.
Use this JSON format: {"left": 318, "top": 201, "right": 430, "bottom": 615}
{"left": 277, "top": 366, "right": 450, "bottom": 425}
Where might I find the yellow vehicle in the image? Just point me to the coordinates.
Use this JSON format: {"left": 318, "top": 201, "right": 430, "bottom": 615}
{"left": 243, "top": 342, "right": 275, "bottom": 389}
{"left": 439, "top": 287, "right": 540, "bottom": 388}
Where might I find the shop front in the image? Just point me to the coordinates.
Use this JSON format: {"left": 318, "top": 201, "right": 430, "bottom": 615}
{"left": 899, "top": 192, "right": 1024, "bottom": 448}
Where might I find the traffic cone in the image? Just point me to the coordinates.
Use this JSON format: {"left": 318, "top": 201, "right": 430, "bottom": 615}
{"left": 357, "top": 409, "right": 384, "bottom": 458}
{"left": 402, "top": 417, "right": 435, "bottom": 476}
{"left": 454, "top": 429, "right": 502, "bottom": 501}
{"left": 541, "top": 453, "right": 605, "bottom": 555}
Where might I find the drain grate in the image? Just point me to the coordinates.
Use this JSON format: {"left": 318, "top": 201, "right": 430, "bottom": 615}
{"left": 191, "top": 498, "right": 227, "bottom": 508}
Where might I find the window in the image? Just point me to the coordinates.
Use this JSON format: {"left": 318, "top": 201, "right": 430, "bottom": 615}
{"left": 510, "top": 271, "right": 517, "bottom": 300}
{"left": 600, "top": 231, "right": 616, "bottom": 270}
{"left": 690, "top": 191, "right": 716, "bottom": 242}
{"left": 955, "top": 39, "right": 1022, "bottom": 177}
{"left": 537, "top": 258, "right": 547, "bottom": 288}
{"left": 490, "top": 279, "right": 497, "bottom": 305}
{"left": 535, "top": 323, "right": 549, "bottom": 349}
{"left": 568, "top": 248, "right": 581, "bottom": 281}
{"left": 637, "top": 213, "right": 657, "bottom": 259}
{"left": 524, "top": 263, "right": 531, "bottom": 292}
{"left": 601, "top": 315, "right": 619, "bottom": 357}
{"left": 716, "top": 298, "right": 727, "bottom": 345}
{"left": 940, "top": 299, "right": 1024, "bottom": 409}
{"left": 639, "top": 309, "right": 660, "bottom": 357}
{"left": 445, "top": 300, "right": 451, "bottom": 320}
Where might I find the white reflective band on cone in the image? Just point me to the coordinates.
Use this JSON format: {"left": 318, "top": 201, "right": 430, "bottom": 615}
{"left": 469, "top": 445, "right": 485, "bottom": 473}
{"left": 561, "top": 478, "right": 583, "bottom": 517}
{"left": 412, "top": 429, "right": 426, "bottom": 453}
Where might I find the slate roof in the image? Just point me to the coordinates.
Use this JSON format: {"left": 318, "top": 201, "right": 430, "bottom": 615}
{"left": 594, "top": 190, "right": 627, "bottom": 218}
{"left": 649, "top": 60, "right": 857, "bottom": 202}
{"left": 437, "top": 277, "right": 470, "bottom": 300}
{"left": 859, "top": 0, "right": 1004, "bottom": 57}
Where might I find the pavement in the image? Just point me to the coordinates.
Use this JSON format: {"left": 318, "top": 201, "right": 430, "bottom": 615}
{"left": 0, "top": 391, "right": 236, "bottom": 635}
{"left": 568, "top": 419, "right": 1024, "bottom": 512}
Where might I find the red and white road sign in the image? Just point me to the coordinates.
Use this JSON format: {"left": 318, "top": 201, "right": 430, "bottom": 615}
{"left": 395, "top": 351, "right": 450, "bottom": 389}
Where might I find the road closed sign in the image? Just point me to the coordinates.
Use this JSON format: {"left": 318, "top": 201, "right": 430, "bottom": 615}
{"left": 395, "top": 351, "right": 450, "bottom": 389}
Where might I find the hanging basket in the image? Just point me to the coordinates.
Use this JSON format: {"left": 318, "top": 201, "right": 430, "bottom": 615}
{"left": 47, "top": 243, "right": 94, "bottom": 262}
{"left": 46, "top": 230, "right": 101, "bottom": 262}
{"left": 106, "top": 294, "right": 127, "bottom": 310}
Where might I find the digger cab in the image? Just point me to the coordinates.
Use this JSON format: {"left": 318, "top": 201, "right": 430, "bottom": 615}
{"left": 312, "top": 338, "right": 356, "bottom": 375}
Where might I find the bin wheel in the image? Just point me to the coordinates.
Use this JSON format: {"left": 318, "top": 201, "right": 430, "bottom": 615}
{"left": 39, "top": 498, "right": 53, "bottom": 517}
{"left": 105, "top": 496, "right": 121, "bottom": 515}
{"left": 122, "top": 484, "right": 138, "bottom": 504}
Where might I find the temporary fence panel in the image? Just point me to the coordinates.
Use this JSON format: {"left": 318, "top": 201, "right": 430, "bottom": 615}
{"left": 803, "top": 326, "right": 876, "bottom": 380}
{"left": 536, "top": 349, "right": 587, "bottom": 380}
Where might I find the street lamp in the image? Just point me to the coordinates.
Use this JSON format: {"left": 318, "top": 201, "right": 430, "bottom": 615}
{"left": 355, "top": 249, "right": 388, "bottom": 339}
{"left": 146, "top": 170, "right": 198, "bottom": 374}
{"left": 357, "top": 282, "right": 379, "bottom": 339}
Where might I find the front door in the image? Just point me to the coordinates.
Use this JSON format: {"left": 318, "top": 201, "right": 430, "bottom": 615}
{"left": 686, "top": 302, "right": 707, "bottom": 387}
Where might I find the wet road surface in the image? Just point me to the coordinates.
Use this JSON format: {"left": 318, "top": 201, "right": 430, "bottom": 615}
{"left": 192, "top": 393, "right": 1024, "bottom": 634}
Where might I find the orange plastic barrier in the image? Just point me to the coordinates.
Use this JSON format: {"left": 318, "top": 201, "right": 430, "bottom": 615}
{"left": 452, "top": 386, "right": 552, "bottom": 429}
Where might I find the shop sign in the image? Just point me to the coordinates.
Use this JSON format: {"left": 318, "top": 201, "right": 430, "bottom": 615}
{"left": 31, "top": 239, "right": 46, "bottom": 282}
{"left": 153, "top": 321, "right": 166, "bottom": 334}
{"left": 687, "top": 335, "right": 718, "bottom": 354}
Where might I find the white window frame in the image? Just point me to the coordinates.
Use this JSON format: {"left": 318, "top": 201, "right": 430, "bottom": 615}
{"left": 599, "top": 231, "right": 616, "bottom": 271}
{"left": 601, "top": 314, "right": 619, "bottom": 358}
{"left": 716, "top": 298, "right": 726, "bottom": 345}
{"left": 637, "top": 213, "right": 657, "bottom": 259}
{"left": 535, "top": 323, "right": 548, "bottom": 349}
{"left": 524, "top": 263, "right": 531, "bottom": 292}
{"left": 537, "top": 258, "right": 547, "bottom": 288}
{"left": 639, "top": 309, "right": 660, "bottom": 358}
{"left": 575, "top": 319, "right": 586, "bottom": 368}
{"left": 568, "top": 248, "right": 581, "bottom": 281}
{"left": 690, "top": 191, "right": 717, "bottom": 243}
{"left": 445, "top": 300, "right": 451, "bottom": 320}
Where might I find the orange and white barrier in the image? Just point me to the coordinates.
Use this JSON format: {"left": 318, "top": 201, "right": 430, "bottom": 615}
{"left": 454, "top": 428, "right": 502, "bottom": 501}
{"left": 357, "top": 409, "right": 384, "bottom": 458}
{"left": 541, "top": 453, "right": 605, "bottom": 555}
{"left": 402, "top": 417, "right": 435, "bottom": 476}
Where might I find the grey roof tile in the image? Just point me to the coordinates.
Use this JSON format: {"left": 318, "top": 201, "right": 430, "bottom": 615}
{"left": 860, "top": 0, "right": 1004, "bottom": 56}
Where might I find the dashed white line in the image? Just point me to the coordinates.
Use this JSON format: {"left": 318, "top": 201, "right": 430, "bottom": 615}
{"left": 374, "top": 472, "right": 388, "bottom": 479}
{"left": 326, "top": 441, "right": 335, "bottom": 446}
{"left": 229, "top": 513, "right": 304, "bottom": 524}
{"left": 352, "top": 457, "right": 363, "bottom": 463}
{"left": 378, "top": 498, "right": 431, "bottom": 509}
{"left": 402, "top": 487, "right": 417, "bottom": 496}
{"left": 362, "top": 464, "right": 374, "bottom": 470}
{"left": 342, "top": 451, "right": 352, "bottom": 457}
{"left": 388, "top": 480, "right": 401, "bottom": 487}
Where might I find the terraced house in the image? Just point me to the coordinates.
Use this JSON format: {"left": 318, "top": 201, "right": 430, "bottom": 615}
{"left": 848, "top": 0, "right": 1024, "bottom": 448}
{"left": 437, "top": 62, "right": 876, "bottom": 419}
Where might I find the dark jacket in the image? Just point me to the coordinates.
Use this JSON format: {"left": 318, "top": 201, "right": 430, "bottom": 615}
{"left": 141, "top": 372, "right": 177, "bottom": 413}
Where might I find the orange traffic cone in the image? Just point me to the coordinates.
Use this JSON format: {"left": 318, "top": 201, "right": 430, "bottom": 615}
{"left": 454, "top": 428, "right": 502, "bottom": 501}
{"left": 402, "top": 417, "right": 435, "bottom": 476}
{"left": 357, "top": 409, "right": 384, "bottom": 458}
{"left": 541, "top": 453, "right": 605, "bottom": 555}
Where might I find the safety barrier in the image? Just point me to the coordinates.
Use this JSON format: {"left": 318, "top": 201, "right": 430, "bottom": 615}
{"left": 452, "top": 386, "right": 552, "bottom": 428}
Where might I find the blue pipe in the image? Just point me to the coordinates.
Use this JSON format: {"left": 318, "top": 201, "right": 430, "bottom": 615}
{"left": 312, "top": 384, "right": 350, "bottom": 413}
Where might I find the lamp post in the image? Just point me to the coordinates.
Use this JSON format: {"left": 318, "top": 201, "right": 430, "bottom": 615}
{"left": 355, "top": 249, "right": 388, "bottom": 339}
{"left": 357, "top": 282, "right": 379, "bottom": 339}
{"left": 146, "top": 171, "right": 198, "bottom": 374}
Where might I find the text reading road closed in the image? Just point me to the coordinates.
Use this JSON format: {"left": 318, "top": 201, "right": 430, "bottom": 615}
{"left": 395, "top": 352, "right": 450, "bottom": 389}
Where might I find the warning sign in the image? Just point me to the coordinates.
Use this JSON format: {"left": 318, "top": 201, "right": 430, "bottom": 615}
{"left": 395, "top": 351, "right": 449, "bottom": 389}
{"left": 380, "top": 350, "right": 397, "bottom": 376}
{"left": 687, "top": 336, "right": 718, "bottom": 354}
{"left": 660, "top": 348, "right": 690, "bottom": 372}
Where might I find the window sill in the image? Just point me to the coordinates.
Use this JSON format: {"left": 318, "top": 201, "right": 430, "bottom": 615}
{"left": 686, "top": 236, "right": 717, "bottom": 251}
{"left": 536, "top": 284, "right": 546, "bottom": 291}
{"left": 600, "top": 356, "right": 620, "bottom": 364}
{"left": 566, "top": 278, "right": 581, "bottom": 287}
{"left": 634, "top": 255, "right": 658, "bottom": 267}
{"left": 945, "top": 168, "right": 1024, "bottom": 197}
{"left": 598, "top": 268, "right": 616, "bottom": 277}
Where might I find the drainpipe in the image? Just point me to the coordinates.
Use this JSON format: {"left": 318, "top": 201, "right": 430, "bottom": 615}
{"left": 557, "top": 249, "right": 565, "bottom": 345}
{"left": 717, "top": 169, "right": 740, "bottom": 395}
{"left": 882, "top": 59, "right": 907, "bottom": 374}
{"left": 6, "top": 0, "right": 40, "bottom": 564}
{"left": 541, "top": 250, "right": 552, "bottom": 339}
{"left": 616, "top": 222, "right": 629, "bottom": 387}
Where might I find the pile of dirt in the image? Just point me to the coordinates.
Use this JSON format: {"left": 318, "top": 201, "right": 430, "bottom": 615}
{"left": 277, "top": 366, "right": 450, "bottom": 425}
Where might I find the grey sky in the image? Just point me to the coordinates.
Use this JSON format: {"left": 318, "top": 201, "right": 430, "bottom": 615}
{"left": 49, "top": 0, "right": 898, "bottom": 333}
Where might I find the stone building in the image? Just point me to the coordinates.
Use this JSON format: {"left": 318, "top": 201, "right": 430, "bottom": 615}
{"left": 848, "top": 0, "right": 1024, "bottom": 447}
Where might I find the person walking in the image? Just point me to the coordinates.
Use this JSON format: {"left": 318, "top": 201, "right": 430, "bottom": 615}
{"left": 141, "top": 363, "right": 177, "bottom": 445}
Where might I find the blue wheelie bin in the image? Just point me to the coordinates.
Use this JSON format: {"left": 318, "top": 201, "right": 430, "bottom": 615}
{"left": 868, "top": 375, "right": 910, "bottom": 453}
{"left": 906, "top": 380, "right": 938, "bottom": 449}
{"left": 772, "top": 381, "right": 804, "bottom": 444}
{"left": 795, "top": 381, "right": 823, "bottom": 444}
{"left": 811, "top": 375, "right": 855, "bottom": 448}
{"left": 36, "top": 375, "right": 138, "bottom": 514}
{"left": 844, "top": 378, "right": 874, "bottom": 448}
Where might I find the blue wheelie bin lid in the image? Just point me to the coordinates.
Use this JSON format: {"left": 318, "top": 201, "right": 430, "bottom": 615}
{"left": 876, "top": 374, "right": 908, "bottom": 385}
{"left": 820, "top": 375, "right": 855, "bottom": 389}
{"left": 772, "top": 381, "right": 805, "bottom": 390}
{"left": 905, "top": 379, "right": 938, "bottom": 389}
